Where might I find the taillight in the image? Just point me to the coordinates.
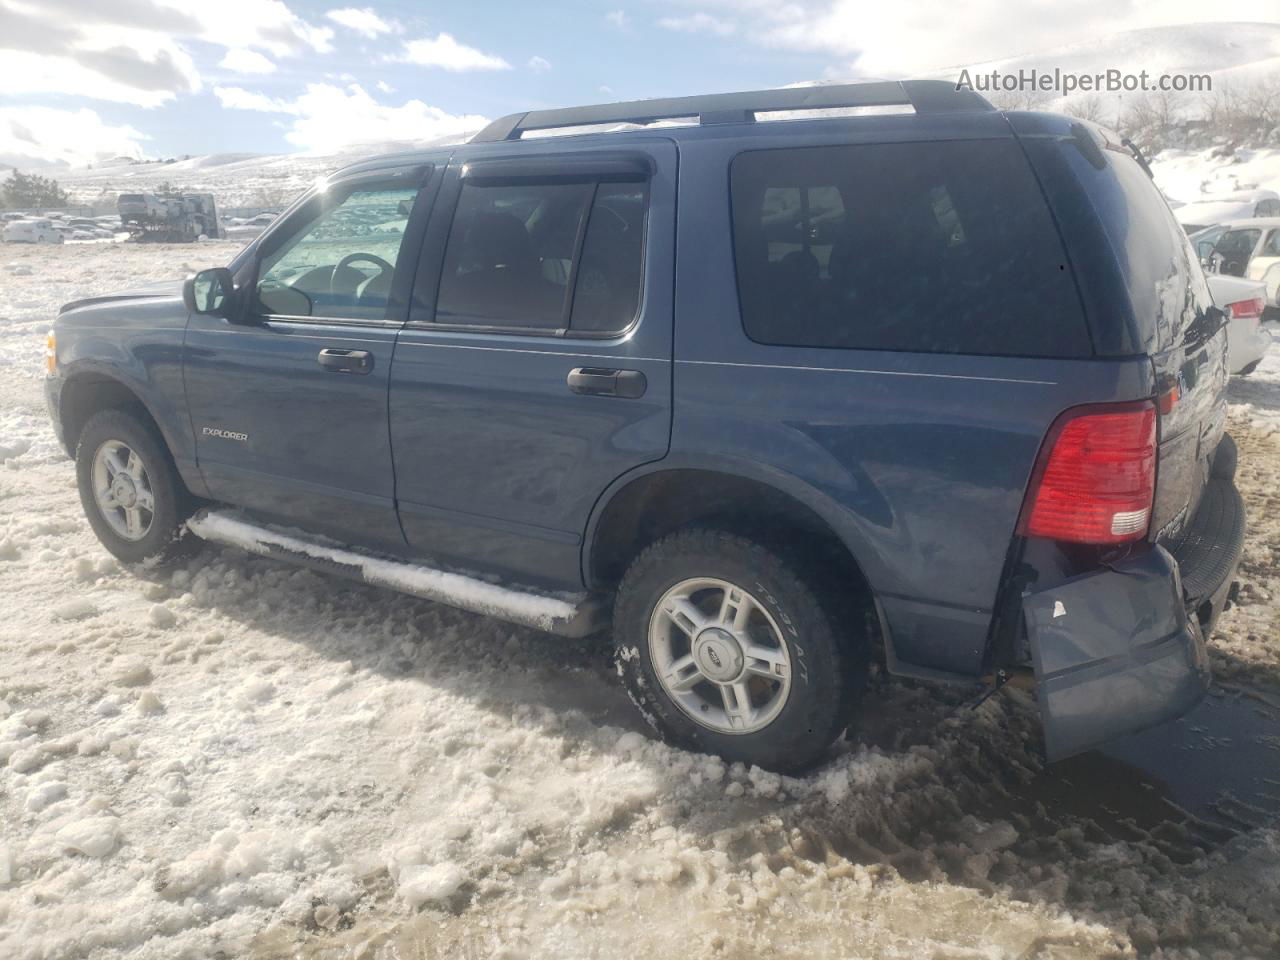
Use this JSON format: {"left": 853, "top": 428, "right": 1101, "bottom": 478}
{"left": 1020, "top": 402, "right": 1157, "bottom": 545}
{"left": 1225, "top": 296, "right": 1265, "bottom": 320}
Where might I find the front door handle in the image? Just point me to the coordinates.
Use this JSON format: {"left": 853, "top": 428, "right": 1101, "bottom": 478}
{"left": 318, "top": 348, "right": 373, "bottom": 374}
{"left": 567, "top": 367, "right": 646, "bottom": 399}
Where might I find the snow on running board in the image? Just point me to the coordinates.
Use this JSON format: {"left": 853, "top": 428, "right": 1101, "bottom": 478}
{"left": 187, "top": 510, "right": 583, "bottom": 632}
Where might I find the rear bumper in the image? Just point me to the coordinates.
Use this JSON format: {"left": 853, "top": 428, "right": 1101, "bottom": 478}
{"left": 1227, "top": 316, "right": 1271, "bottom": 374}
{"left": 1023, "top": 463, "right": 1244, "bottom": 761}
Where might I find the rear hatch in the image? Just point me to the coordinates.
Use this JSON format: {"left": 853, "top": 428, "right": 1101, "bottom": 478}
{"left": 1009, "top": 115, "right": 1232, "bottom": 759}
{"left": 1012, "top": 116, "right": 1228, "bottom": 548}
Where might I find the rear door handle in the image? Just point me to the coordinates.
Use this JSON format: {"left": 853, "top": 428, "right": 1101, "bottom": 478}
{"left": 567, "top": 367, "right": 646, "bottom": 398}
{"left": 318, "top": 348, "right": 373, "bottom": 375}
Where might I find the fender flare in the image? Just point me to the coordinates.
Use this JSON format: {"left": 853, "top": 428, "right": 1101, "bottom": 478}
{"left": 579, "top": 453, "right": 887, "bottom": 593}
{"left": 57, "top": 362, "right": 207, "bottom": 497}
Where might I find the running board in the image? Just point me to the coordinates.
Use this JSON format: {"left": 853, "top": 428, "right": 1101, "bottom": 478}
{"left": 186, "top": 510, "right": 610, "bottom": 638}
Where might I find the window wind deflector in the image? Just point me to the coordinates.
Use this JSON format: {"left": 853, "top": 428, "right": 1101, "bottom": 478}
{"left": 459, "top": 153, "right": 653, "bottom": 185}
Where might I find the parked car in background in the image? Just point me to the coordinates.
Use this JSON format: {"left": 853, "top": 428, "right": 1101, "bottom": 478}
{"left": 1191, "top": 219, "right": 1280, "bottom": 311}
{"left": 3, "top": 218, "right": 64, "bottom": 243}
{"left": 1176, "top": 190, "right": 1280, "bottom": 233}
{"left": 46, "top": 82, "right": 1244, "bottom": 772}
{"left": 1206, "top": 273, "right": 1270, "bottom": 375}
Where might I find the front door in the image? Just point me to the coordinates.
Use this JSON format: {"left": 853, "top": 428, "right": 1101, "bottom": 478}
{"left": 183, "top": 164, "right": 434, "bottom": 549}
{"left": 389, "top": 141, "right": 676, "bottom": 590}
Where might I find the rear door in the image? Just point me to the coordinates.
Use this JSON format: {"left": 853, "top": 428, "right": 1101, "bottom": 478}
{"left": 183, "top": 163, "right": 436, "bottom": 549}
{"left": 388, "top": 140, "right": 676, "bottom": 590}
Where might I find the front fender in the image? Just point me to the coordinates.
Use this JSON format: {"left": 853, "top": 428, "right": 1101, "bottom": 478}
{"left": 54, "top": 295, "right": 194, "bottom": 479}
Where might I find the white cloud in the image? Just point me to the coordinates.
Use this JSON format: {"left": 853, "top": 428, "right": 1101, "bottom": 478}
{"left": 0, "top": 48, "right": 197, "bottom": 108}
{"left": 0, "top": 106, "right": 148, "bottom": 168}
{"left": 213, "top": 86, "right": 294, "bottom": 113}
{"left": 658, "top": 13, "right": 735, "bottom": 36}
{"left": 710, "top": 0, "right": 1280, "bottom": 76}
{"left": 605, "top": 10, "right": 629, "bottom": 28}
{"left": 219, "top": 49, "right": 277, "bottom": 74}
{"left": 376, "top": 79, "right": 395, "bottom": 93}
{"left": 168, "top": 0, "right": 335, "bottom": 56}
{"left": 527, "top": 55, "right": 551, "bottom": 73}
{"left": 0, "top": 0, "right": 332, "bottom": 107}
{"left": 214, "top": 83, "right": 488, "bottom": 152}
{"left": 393, "top": 33, "right": 511, "bottom": 71}
{"left": 325, "top": 7, "right": 397, "bottom": 38}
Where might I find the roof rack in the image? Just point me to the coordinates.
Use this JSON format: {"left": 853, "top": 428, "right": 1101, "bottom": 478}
{"left": 471, "top": 79, "right": 992, "bottom": 144}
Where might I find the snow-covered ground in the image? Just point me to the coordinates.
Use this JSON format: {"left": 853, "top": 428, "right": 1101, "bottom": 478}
{"left": 2, "top": 243, "right": 1280, "bottom": 959}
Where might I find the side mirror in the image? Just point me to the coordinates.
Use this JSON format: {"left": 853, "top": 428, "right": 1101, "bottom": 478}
{"left": 183, "top": 267, "right": 235, "bottom": 316}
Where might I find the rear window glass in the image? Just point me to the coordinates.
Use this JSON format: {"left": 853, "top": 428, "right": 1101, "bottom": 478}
{"left": 1072, "top": 145, "right": 1210, "bottom": 349}
{"left": 730, "top": 140, "right": 1090, "bottom": 357}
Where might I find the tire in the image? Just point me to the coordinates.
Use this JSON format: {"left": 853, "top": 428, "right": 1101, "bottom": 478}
{"left": 613, "top": 529, "right": 866, "bottom": 773}
{"left": 75, "top": 409, "right": 195, "bottom": 565}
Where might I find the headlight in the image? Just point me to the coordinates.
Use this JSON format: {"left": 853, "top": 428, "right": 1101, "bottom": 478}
{"left": 45, "top": 332, "right": 56, "bottom": 374}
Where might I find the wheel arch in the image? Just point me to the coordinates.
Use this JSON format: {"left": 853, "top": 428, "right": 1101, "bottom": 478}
{"left": 57, "top": 369, "right": 205, "bottom": 498}
{"left": 583, "top": 459, "right": 881, "bottom": 609}
{"left": 60, "top": 371, "right": 164, "bottom": 457}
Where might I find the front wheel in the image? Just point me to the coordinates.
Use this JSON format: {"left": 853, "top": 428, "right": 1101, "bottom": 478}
{"left": 75, "top": 410, "right": 195, "bottom": 564}
{"left": 613, "top": 529, "right": 865, "bottom": 773}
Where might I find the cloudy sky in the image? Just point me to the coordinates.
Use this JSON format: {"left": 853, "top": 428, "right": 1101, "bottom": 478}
{"left": 1, "top": 0, "right": 1277, "bottom": 168}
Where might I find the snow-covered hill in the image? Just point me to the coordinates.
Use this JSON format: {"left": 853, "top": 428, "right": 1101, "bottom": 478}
{"left": 941, "top": 21, "right": 1280, "bottom": 110}
{"left": 43, "top": 132, "right": 480, "bottom": 209}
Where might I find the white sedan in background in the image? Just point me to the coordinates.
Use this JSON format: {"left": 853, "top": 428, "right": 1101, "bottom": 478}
{"left": 1207, "top": 273, "right": 1270, "bottom": 375}
{"left": 2, "top": 219, "right": 64, "bottom": 243}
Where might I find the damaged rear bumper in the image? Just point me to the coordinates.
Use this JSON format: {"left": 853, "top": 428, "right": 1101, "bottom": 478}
{"left": 1024, "top": 470, "right": 1245, "bottom": 761}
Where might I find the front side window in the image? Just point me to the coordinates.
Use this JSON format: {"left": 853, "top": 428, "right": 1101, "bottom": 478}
{"left": 1262, "top": 230, "right": 1280, "bottom": 257}
{"left": 730, "top": 140, "right": 1090, "bottom": 357}
{"left": 435, "top": 178, "right": 648, "bottom": 333}
{"left": 256, "top": 185, "right": 419, "bottom": 320}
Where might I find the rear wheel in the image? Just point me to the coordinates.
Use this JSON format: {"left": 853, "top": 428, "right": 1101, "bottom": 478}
{"left": 613, "top": 529, "right": 865, "bottom": 772}
{"left": 75, "top": 410, "right": 195, "bottom": 564}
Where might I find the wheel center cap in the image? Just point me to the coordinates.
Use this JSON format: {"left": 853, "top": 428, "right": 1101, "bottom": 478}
{"left": 693, "top": 627, "right": 744, "bottom": 683}
{"left": 112, "top": 475, "right": 137, "bottom": 508}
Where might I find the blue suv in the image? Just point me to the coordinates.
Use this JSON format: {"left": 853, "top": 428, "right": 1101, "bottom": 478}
{"left": 45, "top": 81, "right": 1245, "bottom": 772}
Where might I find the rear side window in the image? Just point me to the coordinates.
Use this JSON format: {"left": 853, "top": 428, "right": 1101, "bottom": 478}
{"left": 435, "top": 179, "right": 647, "bottom": 333}
{"left": 730, "top": 140, "right": 1090, "bottom": 357}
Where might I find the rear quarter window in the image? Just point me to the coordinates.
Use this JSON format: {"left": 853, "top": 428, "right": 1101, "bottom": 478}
{"left": 730, "top": 139, "right": 1090, "bottom": 357}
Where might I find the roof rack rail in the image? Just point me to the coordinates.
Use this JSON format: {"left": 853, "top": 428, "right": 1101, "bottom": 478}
{"left": 471, "top": 79, "right": 991, "bottom": 144}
